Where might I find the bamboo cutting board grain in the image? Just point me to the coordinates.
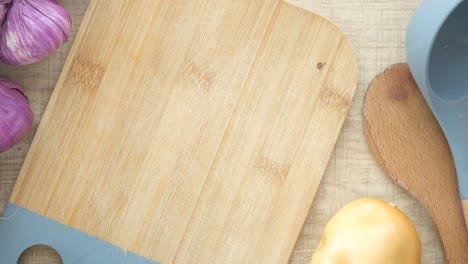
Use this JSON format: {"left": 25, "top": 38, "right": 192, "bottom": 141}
{"left": 4, "top": 0, "right": 357, "bottom": 262}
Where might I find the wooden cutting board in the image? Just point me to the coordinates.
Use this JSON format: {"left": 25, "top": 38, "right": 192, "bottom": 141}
{"left": 0, "top": 0, "right": 357, "bottom": 263}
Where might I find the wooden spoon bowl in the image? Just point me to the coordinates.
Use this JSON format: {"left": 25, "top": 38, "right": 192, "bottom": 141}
{"left": 363, "top": 63, "right": 468, "bottom": 263}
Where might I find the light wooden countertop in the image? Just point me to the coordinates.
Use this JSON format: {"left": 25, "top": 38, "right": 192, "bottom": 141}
{"left": 0, "top": 0, "right": 444, "bottom": 263}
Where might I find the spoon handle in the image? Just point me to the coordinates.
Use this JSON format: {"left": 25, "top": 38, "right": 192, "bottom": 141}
{"left": 447, "top": 130, "right": 468, "bottom": 231}
{"left": 463, "top": 200, "right": 468, "bottom": 231}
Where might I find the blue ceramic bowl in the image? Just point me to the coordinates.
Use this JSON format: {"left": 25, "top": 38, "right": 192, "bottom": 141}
{"left": 406, "top": 0, "right": 468, "bottom": 199}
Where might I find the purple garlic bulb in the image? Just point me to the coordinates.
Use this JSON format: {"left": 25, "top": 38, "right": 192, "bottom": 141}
{"left": 0, "top": 78, "right": 33, "bottom": 153}
{"left": 0, "top": 0, "right": 71, "bottom": 66}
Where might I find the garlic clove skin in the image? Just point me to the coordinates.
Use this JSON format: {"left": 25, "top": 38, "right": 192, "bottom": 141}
{"left": 0, "top": 78, "right": 33, "bottom": 153}
{"left": 0, "top": 0, "right": 11, "bottom": 25}
{"left": 0, "top": 0, "right": 71, "bottom": 66}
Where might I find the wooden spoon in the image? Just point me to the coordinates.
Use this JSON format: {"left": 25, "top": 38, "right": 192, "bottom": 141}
{"left": 363, "top": 63, "right": 468, "bottom": 263}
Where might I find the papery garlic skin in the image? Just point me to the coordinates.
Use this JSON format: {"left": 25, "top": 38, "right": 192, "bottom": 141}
{"left": 0, "top": 0, "right": 71, "bottom": 65}
{"left": 0, "top": 0, "right": 11, "bottom": 25}
{"left": 0, "top": 78, "right": 33, "bottom": 153}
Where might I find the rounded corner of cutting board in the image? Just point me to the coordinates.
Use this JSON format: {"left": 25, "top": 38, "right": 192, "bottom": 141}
{"left": 280, "top": 0, "right": 359, "bottom": 87}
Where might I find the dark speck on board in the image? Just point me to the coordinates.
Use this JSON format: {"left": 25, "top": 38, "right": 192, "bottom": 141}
{"left": 317, "top": 62, "right": 326, "bottom": 70}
